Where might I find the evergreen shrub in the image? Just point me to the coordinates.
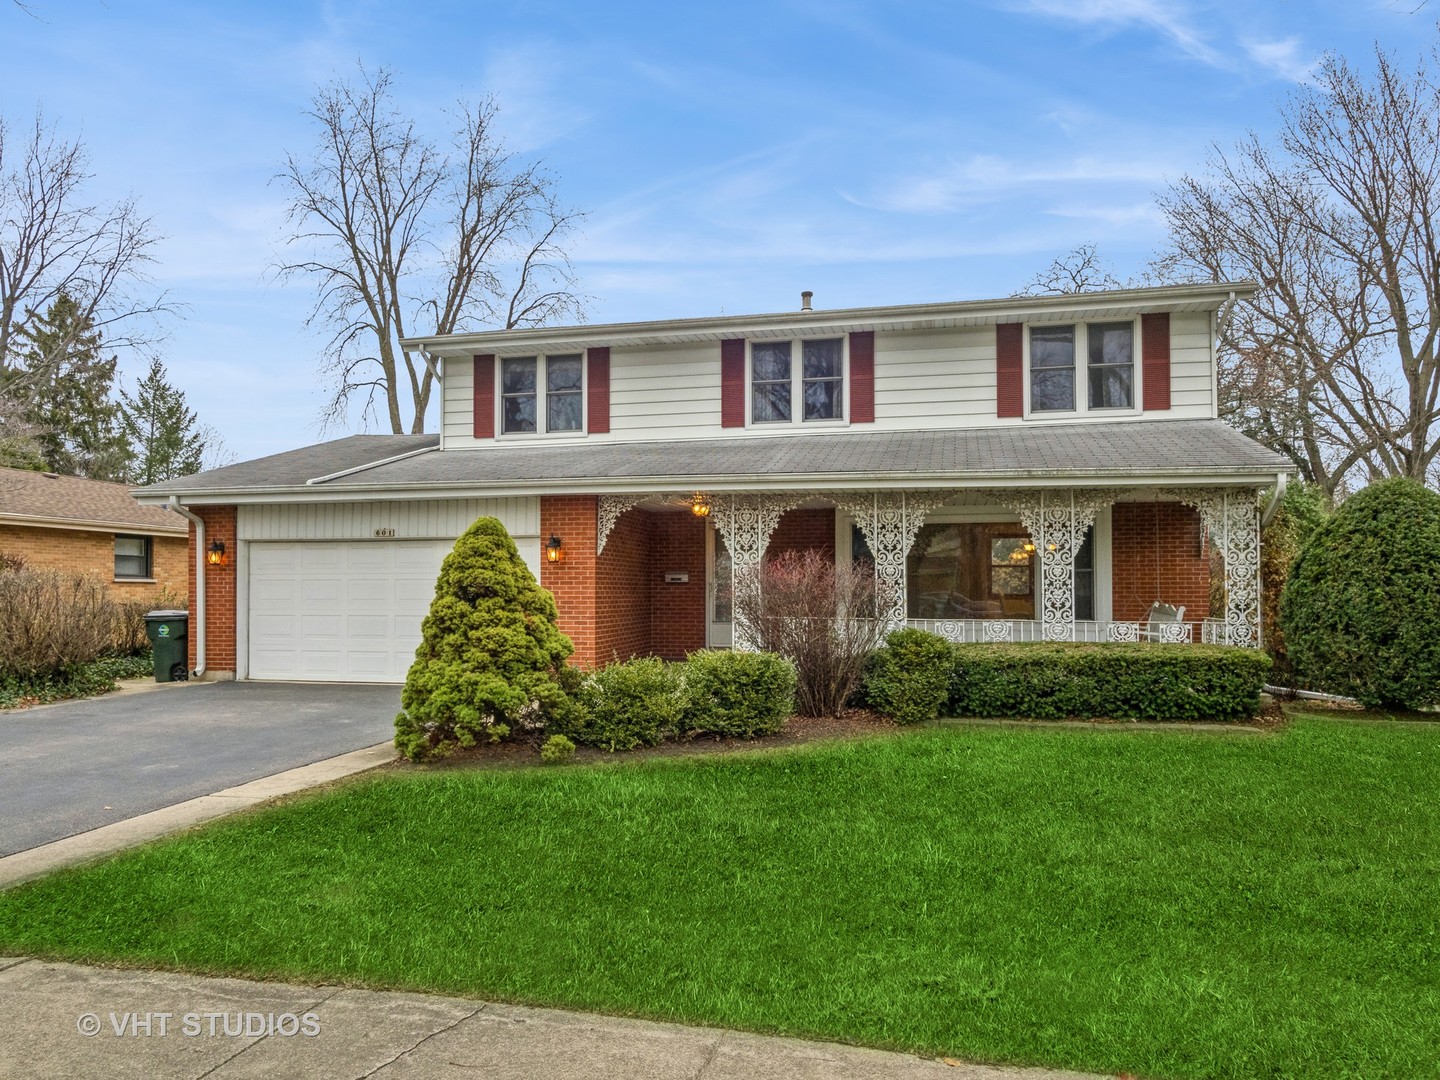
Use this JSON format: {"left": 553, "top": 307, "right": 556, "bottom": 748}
{"left": 684, "top": 649, "right": 796, "bottom": 737}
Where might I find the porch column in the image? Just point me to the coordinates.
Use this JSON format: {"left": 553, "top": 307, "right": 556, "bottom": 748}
{"left": 1003, "top": 490, "right": 1110, "bottom": 641}
{"left": 833, "top": 491, "right": 952, "bottom": 628}
{"left": 710, "top": 494, "right": 803, "bottom": 649}
{"left": 1161, "top": 487, "right": 1262, "bottom": 647}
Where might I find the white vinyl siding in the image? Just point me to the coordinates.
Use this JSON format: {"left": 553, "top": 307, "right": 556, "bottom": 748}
{"left": 237, "top": 499, "right": 539, "bottom": 542}
{"left": 1168, "top": 310, "right": 1215, "bottom": 413}
{"left": 437, "top": 310, "right": 1216, "bottom": 445}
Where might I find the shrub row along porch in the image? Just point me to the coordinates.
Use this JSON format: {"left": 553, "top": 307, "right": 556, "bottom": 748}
{"left": 540, "top": 484, "right": 1264, "bottom": 668}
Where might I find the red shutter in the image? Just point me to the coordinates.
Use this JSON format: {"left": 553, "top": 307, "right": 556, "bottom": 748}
{"left": 586, "top": 347, "right": 610, "bottom": 434}
{"left": 721, "top": 338, "right": 745, "bottom": 428}
{"left": 1142, "top": 312, "right": 1171, "bottom": 411}
{"left": 996, "top": 323, "right": 1023, "bottom": 418}
{"left": 849, "top": 331, "right": 875, "bottom": 423}
{"left": 473, "top": 354, "right": 495, "bottom": 438}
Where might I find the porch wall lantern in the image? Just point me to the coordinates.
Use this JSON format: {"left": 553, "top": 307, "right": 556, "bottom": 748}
{"left": 206, "top": 540, "right": 227, "bottom": 567}
{"left": 690, "top": 493, "right": 712, "bottom": 518}
{"left": 546, "top": 534, "right": 564, "bottom": 563}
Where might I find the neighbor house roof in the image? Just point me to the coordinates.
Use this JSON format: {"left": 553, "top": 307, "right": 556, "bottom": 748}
{"left": 132, "top": 420, "right": 1293, "bottom": 504}
{"left": 0, "top": 467, "right": 188, "bottom": 535}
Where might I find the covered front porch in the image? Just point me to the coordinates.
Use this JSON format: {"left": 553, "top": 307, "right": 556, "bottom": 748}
{"left": 542, "top": 484, "right": 1264, "bottom": 667}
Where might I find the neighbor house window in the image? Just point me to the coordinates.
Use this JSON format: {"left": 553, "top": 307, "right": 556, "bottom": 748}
{"left": 1028, "top": 322, "right": 1136, "bottom": 414}
{"left": 751, "top": 338, "right": 845, "bottom": 423}
{"left": 501, "top": 354, "right": 584, "bottom": 434}
{"left": 114, "top": 535, "right": 152, "bottom": 579}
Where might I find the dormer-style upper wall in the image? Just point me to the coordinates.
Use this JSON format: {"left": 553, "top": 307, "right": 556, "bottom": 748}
{"left": 412, "top": 285, "right": 1241, "bottom": 451}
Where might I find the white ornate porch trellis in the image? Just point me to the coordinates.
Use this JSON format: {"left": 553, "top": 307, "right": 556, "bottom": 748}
{"left": 709, "top": 493, "right": 805, "bottom": 649}
{"left": 596, "top": 495, "right": 655, "bottom": 555}
{"left": 999, "top": 489, "right": 1112, "bottom": 642}
{"left": 1158, "top": 486, "right": 1262, "bottom": 647}
{"left": 832, "top": 491, "right": 953, "bottom": 626}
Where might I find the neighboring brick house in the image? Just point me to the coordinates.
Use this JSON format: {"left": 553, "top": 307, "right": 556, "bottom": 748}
{"left": 134, "top": 282, "right": 1294, "bottom": 682}
{"left": 0, "top": 466, "right": 188, "bottom": 597}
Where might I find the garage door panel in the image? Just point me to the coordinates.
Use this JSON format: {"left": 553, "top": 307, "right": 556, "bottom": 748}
{"left": 248, "top": 539, "right": 452, "bottom": 683}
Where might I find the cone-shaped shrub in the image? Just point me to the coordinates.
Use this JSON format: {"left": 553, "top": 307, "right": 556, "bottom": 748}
{"left": 1280, "top": 477, "right": 1440, "bottom": 709}
{"left": 395, "top": 517, "right": 575, "bottom": 760}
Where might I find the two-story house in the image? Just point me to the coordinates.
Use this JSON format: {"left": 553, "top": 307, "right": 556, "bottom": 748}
{"left": 133, "top": 281, "right": 1293, "bottom": 682}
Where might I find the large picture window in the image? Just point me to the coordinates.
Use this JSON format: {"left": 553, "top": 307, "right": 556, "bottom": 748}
{"left": 1028, "top": 322, "right": 1135, "bottom": 414}
{"left": 904, "top": 522, "right": 1096, "bottom": 621}
{"left": 501, "top": 354, "right": 584, "bottom": 434}
{"left": 750, "top": 338, "right": 844, "bottom": 424}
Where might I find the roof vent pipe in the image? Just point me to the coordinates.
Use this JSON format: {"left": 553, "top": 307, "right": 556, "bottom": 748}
{"left": 800, "top": 290, "right": 813, "bottom": 312}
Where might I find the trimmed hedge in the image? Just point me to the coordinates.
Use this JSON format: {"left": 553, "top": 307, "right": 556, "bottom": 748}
{"left": 947, "top": 643, "right": 1272, "bottom": 721}
{"left": 684, "top": 649, "right": 796, "bottom": 737}
{"left": 864, "top": 628, "right": 955, "bottom": 725}
{"left": 1280, "top": 477, "right": 1440, "bottom": 709}
{"left": 570, "top": 656, "right": 686, "bottom": 751}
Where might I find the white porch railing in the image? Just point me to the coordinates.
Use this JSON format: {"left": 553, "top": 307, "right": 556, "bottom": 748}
{"left": 906, "top": 617, "right": 1240, "bottom": 645}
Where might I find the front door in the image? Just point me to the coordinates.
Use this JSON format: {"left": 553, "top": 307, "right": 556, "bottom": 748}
{"left": 706, "top": 525, "right": 733, "bottom": 648}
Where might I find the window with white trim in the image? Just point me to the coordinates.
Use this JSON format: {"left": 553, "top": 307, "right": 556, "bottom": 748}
{"left": 1028, "top": 322, "right": 1136, "bottom": 414}
{"left": 500, "top": 354, "right": 584, "bottom": 434}
{"left": 750, "top": 338, "right": 845, "bottom": 424}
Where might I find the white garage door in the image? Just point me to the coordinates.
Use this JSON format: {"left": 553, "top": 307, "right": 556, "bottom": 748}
{"left": 247, "top": 540, "right": 455, "bottom": 683}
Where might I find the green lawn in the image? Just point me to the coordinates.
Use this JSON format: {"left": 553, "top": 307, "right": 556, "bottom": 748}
{"left": 2, "top": 715, "right": 1438, "bottom": 1079}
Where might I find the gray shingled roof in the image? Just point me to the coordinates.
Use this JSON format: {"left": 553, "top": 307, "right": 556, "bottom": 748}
{"left": 131, "top": 435, "right": 439, "bottom": 496}
{"left": 133, "top": 421, "right": 1291, "bottom": 499}
{"left": 1, "top": 466, "right": 188, "bottom": 532}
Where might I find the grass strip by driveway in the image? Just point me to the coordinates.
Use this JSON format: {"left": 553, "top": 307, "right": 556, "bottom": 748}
{"left": 2, "top": 715, "right": 1437, "bottom": 1079}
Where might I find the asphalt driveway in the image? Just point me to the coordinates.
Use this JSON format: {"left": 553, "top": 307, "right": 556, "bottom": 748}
{"left": 0, "top": 682, "right": 400, "bottom": 857}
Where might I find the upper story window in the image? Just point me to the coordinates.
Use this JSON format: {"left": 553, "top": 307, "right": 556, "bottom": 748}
{"left": 501, "top": 354, "right": 583, "bottom": 434}
{"left": 1028, "top": 322, "right": 1136, "bottom": 414}
{"left": 751, "top": 338, "right": 845, "bottom": 424}
{"left": 114, "top": 535, "right": 152, "bottom": 579}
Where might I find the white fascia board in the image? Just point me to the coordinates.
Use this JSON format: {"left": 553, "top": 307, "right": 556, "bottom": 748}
{"left": 129, "top": 470, "right": 1283, "bottom": 505}
{"left": 402, "top": 282, "right": 1257, "bottom": 356}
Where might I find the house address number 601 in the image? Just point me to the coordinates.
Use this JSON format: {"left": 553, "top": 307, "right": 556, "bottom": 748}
{"left": 374, "top": 527, "right": 396, "bottom": 538}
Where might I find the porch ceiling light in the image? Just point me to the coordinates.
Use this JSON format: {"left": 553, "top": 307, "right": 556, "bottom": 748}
{"left": 546, "top": 534, "right": 564, "bottom": 563}
{"left": 206, "top": 540, "right": 227, "bottom": 567}
{"left": 690, "top": 493, "right": 712, "bottom": 518}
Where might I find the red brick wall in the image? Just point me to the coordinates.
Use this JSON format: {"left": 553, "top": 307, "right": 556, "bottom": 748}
{"left": 540, "top": 495, "right": 600, "bottom": 668}
{"left": 187, "top": 505, "right": 236, "bottom": 675}
{"left": 596, "top": 506, "right": 652, "bottom": 664}
{"left": 651, "top": 512, "right": 707, "bottom": 660}
{"left": 0, "top": 524, "right": 186, "bottom": 598}
{"left": 1111, "top": 502, "right": 1211, "bottom": 627}
{"left": 767, "top": 507, "right": 836, "bottom": 562}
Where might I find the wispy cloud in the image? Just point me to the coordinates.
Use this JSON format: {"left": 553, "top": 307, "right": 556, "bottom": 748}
{"left": 1241, "top": 37, "right": 1318, "bottom": 83}
{"left": 1003, "top": 0, "right": 1222, "bottom": 66}
{"left": 842, "top": 153, "right": 1172, "bottom": 215}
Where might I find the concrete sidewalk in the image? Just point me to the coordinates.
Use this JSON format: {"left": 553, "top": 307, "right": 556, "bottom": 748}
{"left": 0, "top": 958, "right": 1106, "bottom": 1080}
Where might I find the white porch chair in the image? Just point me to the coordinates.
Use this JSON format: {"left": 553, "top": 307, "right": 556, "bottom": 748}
{"left": 1137, "top": 601, "right": 1189, "bottom": 643}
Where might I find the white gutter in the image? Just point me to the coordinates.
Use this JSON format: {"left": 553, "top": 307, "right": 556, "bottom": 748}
{"left": 167, "top": 496, "right": 205, "bottom": 677}
{"left": 1260, "top": 471, "right": 1288, "bottom": 528}
{"left": 305, "top": 444, "right": 438, "bottom": 486}
{"left": 1217, "top": 289, "right": 1240, "bottom": 340}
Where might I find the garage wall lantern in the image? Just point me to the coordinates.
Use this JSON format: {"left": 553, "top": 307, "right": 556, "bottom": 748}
{"left": 206, "top": 540, "right": 227, "bottom": 567}
{"left": 546, "top": 534, "right": 564, "bottom": 563}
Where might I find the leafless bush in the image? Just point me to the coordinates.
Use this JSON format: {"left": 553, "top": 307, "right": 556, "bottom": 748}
{"left": 0, "top": 567, "right": 118, "bottom": 675}
{"left": 734, "top": 550, "right": 898, "bottom": 717}
{"left": 0, "top": 550, "right": 25, "bottom": 573}
{"left": 110, "top": 584, "right": 187, "bottom": 655}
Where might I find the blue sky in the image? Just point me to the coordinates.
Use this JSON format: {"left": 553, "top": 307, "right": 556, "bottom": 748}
{"left": 1, "top": 0, "right": 1426, "bottom": 460}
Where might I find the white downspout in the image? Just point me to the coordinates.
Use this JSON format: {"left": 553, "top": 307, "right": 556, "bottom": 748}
{"left": 168, "top": 496, "right": 205, "bottom": 677}
{"left": 1260, "top": 471, "right": 1288, "bottom": 529}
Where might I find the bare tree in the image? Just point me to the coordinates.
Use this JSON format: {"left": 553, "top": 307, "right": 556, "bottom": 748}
{"left": 1155, "top": 47, "right": 1440, "bottom": 497}
{"left": 1016, "top": 242, "right": 1123, "bottom": 297}
{"left": 277, "top": 66, "right": 584, "bottom": 434}
{"left": 0, "top": 111, "right": 167, "bottom": 444}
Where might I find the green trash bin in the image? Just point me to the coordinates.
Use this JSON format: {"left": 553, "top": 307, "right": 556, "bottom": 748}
{"left": 144, "top": 610, "right": 190, "bottom": 683}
